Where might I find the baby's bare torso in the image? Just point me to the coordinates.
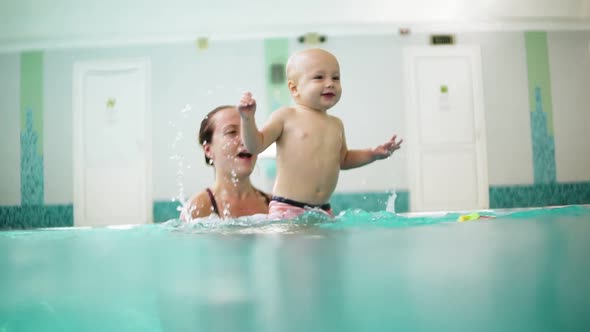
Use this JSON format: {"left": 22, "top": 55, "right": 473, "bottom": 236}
{"left": 273, "top": 107, "right": 344, "bottom": 205}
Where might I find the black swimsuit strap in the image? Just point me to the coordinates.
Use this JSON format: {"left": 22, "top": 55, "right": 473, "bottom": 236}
{"left": 205, "top": 188, "right": 220, "bottom": 216}
{"left": 207, "top": 188, "right": 269, "bottom": 216}
{"left": 258, "top": 190, "right": 271, "bottom": 205}
{"left": 271, "top": 196, "right": 331, "bottom": 211}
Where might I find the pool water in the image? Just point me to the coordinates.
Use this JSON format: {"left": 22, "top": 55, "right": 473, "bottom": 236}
{"left": 1, "top": 206, "right": 589, "bottom": 332}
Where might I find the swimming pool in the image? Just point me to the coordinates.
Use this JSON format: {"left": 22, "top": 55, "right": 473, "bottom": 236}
{"left": 1, "top": 206, "right": 589, "bottom": 331}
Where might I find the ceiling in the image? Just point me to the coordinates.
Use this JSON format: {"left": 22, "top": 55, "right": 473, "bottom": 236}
{"left": 1, "top": 0, "right": 589, "bottom": 52}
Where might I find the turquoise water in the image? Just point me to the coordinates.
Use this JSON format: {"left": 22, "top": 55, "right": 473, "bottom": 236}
{"left": 1, "top": 206, "right": 589, "bottom": 332}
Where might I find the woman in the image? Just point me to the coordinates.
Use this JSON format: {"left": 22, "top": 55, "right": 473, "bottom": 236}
{"left": 183, "top": 105, "right": 270, "bottom": 220}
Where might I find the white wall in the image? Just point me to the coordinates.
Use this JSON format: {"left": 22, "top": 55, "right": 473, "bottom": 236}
{"left": 43, "top": 50, "right": 74, "bottom": 204}
{"left": 458, "top": 32, "right": 534, "bottom": 186}
{"left": 0, "top": 54, "right": 21, "bottom": 205}
{"left": 549, "top": 31, "right": 590, "bottom": 182}
{"left": 43, "top": 40, "right": 268, "bottom": 203}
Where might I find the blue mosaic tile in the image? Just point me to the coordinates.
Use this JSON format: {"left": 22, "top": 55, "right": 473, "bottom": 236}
{"left": 531, "top": 87, "right": 556, "bottom": 184}
{"left": 331, "top": 191, "right": 409, "bottom": 214}
{"left": 0, "top": 205, "right": 72, "bottom": 230}
{"left": 395, "top": 192, "right": 410, "bottom": 213}
{"left": 153, "top": 201, "right": 182, "bottom": 223}
{"left": 20, "top": 109, "right": 44, "bottom": 205}
{"left": 489, "top": 182, "right": 590, "bottom": 209}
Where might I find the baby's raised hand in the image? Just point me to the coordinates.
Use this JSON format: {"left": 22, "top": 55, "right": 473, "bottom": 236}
{"left": 238, "top": 92, "right": 257, "bottom": 118}
{"left": 373, "top": 135, "right": 403, "bottom": 160}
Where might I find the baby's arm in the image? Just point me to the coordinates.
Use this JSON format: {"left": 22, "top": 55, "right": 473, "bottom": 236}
{"left": 238, "top": 92, "right": 284, "bottom": 154}
{"left": 341, "top": 135, "right": 403, "bottom": 170}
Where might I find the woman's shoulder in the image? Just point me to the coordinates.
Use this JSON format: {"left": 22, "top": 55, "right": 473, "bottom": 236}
{"left": 185, "top": 189, "right": 215, "bottom": 219}
{"left": 189, "top": 189, "right": 212, "bottom": 204}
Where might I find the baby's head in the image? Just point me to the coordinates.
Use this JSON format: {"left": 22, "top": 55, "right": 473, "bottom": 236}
{"left": 286, "top": 48, "right": 341, "bottom": 111}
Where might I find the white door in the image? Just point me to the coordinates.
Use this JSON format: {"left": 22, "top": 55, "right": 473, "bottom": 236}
{"left": 73, "top": 59, "right": 152, "bottom": 226}
{"left": 404, "top": 46, "right": 489, "bottom": 212}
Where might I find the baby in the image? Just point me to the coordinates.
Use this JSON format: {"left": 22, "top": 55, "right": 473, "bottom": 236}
{"left": 238, "top": 48, "right": 402, "bottom": 219}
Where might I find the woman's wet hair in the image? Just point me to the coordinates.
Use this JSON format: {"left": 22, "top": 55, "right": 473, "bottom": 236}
{"left": 198, "top": 105, "right": 235, "bottom": 165}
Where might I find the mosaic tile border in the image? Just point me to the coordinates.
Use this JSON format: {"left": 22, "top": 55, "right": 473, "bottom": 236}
{"left": 0, "top": 205, "right": 72, "bottom": 230}
{"left": 3, "top": 184, "right": 589, "bottom": 228}
{"left": 489, "top": 182, "right": 590, "bottom": 209}
{"left": 153, "top": 201, "right": 182, "bottom": 223}
{"left": 331, "top": 191, "right": 410, "bottom": 214}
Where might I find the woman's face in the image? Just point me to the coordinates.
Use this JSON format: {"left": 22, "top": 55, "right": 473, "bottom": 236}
{"left": 205, "top": 107, "right": 257, "bottom": 178}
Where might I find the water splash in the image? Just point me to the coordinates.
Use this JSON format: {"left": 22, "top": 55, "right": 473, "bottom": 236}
{"left": 165, "top": 209, "right": 335, "bottom": 234}
{"left": 169, "top": 104, "right": 196, "bottom": 222}
{"left": 180, "top": 104, "right": 192, "bottom": 113}
{"left": 385, "top": 188, "right": 397, "bottom": 213}
{"left": 161, "top": 207, "right": 458, "bottom": 235}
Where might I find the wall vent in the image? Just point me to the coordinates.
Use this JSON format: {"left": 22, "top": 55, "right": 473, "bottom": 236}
{"left": 430, "top": 34, "right": 455, "bottom": 45}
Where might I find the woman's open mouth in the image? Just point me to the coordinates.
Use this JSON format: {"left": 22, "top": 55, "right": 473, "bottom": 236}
{"left": 237, "top": 152, "right": 253, "bottom": 159}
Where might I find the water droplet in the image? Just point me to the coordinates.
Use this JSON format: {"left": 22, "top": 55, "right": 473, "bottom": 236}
{"left": 181, "top": 104, "right": 192, "bottom": 113}
{"left": 230, "top": 170, "right": 240, "bottom": 187}
{"left": 222, "top": 202, "right": 231, "bottom": 218}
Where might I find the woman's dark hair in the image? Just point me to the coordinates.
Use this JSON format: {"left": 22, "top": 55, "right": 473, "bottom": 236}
{"left": 198, "top": 105, "right": 235, "bottom": 165}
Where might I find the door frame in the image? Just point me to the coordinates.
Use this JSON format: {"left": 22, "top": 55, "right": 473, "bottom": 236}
{"left": 72, "top": 58, "right": 152, "bottom": 226}
{"left": 403, "top": 45, "right": 489, "bottom": 212}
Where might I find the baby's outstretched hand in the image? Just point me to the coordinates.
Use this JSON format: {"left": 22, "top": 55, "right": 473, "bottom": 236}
{"left": 238, "top": 92, "right": 257, "bottom": 118}
{"left": 373, "top": 135, "right": 403, "bottom": 160}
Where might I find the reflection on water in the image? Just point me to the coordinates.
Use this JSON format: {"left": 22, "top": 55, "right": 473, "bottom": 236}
{"left": 1, "top": 206, "right": 589, "bottom": 331}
